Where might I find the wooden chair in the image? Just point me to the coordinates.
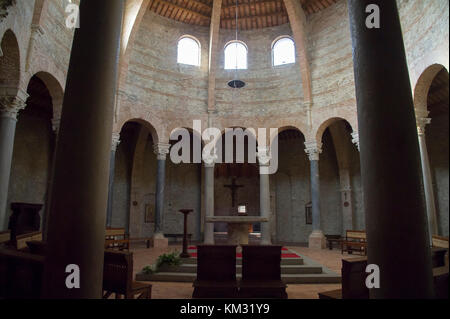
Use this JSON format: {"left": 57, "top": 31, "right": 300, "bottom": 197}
{"left": 102, "top": 250, "right": 152, "bottom": 299}
{"left": 239, "top": 245, "right": 287, "bottom": 299}
{"left": 325, "top": 234, "right": 342, "bottom": 250}
{"left": 192, "top": 245, "right": 239, "bottom": 299}
{"left": 341, "top": 230, "right": 367, "bottom": 255}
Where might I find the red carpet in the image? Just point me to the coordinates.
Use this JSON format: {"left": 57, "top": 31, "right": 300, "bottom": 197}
{"left": 187, "top": 246, "right": 300, "bottom": 258}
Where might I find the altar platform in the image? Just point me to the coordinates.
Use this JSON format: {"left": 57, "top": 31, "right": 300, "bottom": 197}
{"left": 136, "top": 246, "right": 341, "bottom": 284}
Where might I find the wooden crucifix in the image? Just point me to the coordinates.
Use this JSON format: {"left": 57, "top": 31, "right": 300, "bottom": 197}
{"left": 224, "top": 177, "right": 244, "bottom": 207}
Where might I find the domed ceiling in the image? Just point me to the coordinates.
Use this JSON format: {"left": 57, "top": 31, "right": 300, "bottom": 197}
{"left": 147, "top": 0, "right": 339, "bottom": 30}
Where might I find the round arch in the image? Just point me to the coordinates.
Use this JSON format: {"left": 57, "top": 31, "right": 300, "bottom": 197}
{"left": 119, "top": 118, "right": 159, "bottom": 145}
{"left": 413, "top": 64, "right": 448, "bottom": 114}
{"left": 25, "top": 71, "right": 64, "bottom": 120}
{"left": 314, "top": 117, "right": 355, "bottom": 143}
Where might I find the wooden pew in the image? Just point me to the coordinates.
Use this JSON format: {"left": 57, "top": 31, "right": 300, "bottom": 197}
{"left": 0, "top": 248, "right": 45, "bottom": 299}
{"left": 432, "top": 235, "right": 449, "bottom": 266}
{"left": 14, "top": 231, "right": 42, "bottom": 251}
{"left": 432, "top": 235, "right": 449, "bottom": 249}
{"left": 433, "top": 265, "right": 449, "bottom": 299}
{"left": 239, "top": 245, "right": 288, "bottom": 299}
{"left": 341, "top": 230, "right": 367, "bottom": 255}
{"left": 105, "top": 228, "right": 129, "bottom": 251}
{"left": 192, "top": 245, "right": 239, "bottom": 299}
{"left": 319, "top": 257, "right": 368, "bottom": 299}
{"left": 319, "top": 256, "right": 449, "bottom": 299}
{"left": 103, "top": 250, "right": 152, "bottom": 299}
{"left": 0, "top": 230, "right": 11, "bottom": 245}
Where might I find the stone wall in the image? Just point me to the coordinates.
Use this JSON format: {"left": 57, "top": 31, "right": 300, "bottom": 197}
{"left": 7, "top": 104, "right": 53, "bottom": 227}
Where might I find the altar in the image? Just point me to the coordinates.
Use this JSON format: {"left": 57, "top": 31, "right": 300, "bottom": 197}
{"left": 205, "top": 216, "right": 268, "bottom": 247}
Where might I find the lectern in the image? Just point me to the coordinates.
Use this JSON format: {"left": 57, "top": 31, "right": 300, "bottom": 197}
{"left": 179, "top": 209, "right": 193, "bottom": 258}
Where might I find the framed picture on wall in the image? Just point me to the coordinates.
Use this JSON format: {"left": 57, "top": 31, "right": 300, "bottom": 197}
{"left": 144, "top": 204, "right": 155, "bottom": 223}
{"left": 305, "top": 202, "right": 312, "bottom": 225}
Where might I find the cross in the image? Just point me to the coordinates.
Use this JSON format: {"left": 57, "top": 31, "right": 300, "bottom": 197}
{"left": 224, "top": 177, "right": 244, "bottom": 208}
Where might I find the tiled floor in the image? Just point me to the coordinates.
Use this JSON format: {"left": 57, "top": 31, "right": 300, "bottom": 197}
{"left": 131, "top": 243, "right": 356, "bottom": 299}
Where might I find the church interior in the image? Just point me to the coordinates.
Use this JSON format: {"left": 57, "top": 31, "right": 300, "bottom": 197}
{"left": 0, "top": 0, "right": 448, "bottom": 300}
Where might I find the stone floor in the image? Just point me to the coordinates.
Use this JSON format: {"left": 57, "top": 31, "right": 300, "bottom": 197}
{"left": 131, "top": 243, "right": 359, "bottom": 299}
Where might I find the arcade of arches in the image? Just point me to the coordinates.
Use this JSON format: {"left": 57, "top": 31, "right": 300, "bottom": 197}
{"left": 0, "top": 0, "right": 448, "bottom": 299}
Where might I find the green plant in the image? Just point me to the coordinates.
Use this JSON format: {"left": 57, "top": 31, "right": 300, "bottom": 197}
{"left": 142, "top": 265, "right": 155, "bottom": 275}
{"left": 142, "top": 252, "right": 181, "bottom": 275}
{"left": 156, "top": 251, "right": 182, "bottom": 269}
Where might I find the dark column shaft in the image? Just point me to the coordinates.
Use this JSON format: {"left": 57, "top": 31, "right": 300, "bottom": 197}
{"left": 43, "top": 0, "right": 124, "bottom": 299}
{"left": 155, "top": 159, "right": 166, "bottom": 234}
{"left": 106, "top": 149, "right": 117, "bottom": 228}
{"left": 310, "top": 160, "right": 320, "bottom": 231}
{"left": 348, "top": 0, "right": 433, "bottom": 298}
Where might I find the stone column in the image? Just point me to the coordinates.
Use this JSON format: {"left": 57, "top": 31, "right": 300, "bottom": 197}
{"left": 340, "top": 169, "right": 354, "bottom": 231}
{"left": 417, "top": 117, "right": 438, "bottom": 238}
{"left": 203, "top": 153, "right": 216, "bottom": 244}
{"left": 43, "top": 0, "right": 125, "bottom": 299}
{"left": 42, "top": 117, "right": 61, "bottom": 240}
{"left": 0, "top": 91, "right": 28, "bottom": 230}
{"left": 305, "top": 141, "right": 326, "bottom": 249}
{"left": 106, "top": 133, "right": 121, "bottom": 228}
{"left": 258, "top": 147, "right": 272, "bottom": 245}
{"left": 151, "top": 142, "right": 170, "bottom": 248}
{"left": 348, "top": 0, "right": 434, "bottom": 298}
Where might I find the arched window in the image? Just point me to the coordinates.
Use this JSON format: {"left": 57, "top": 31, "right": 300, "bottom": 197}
{"left": 177, "top": 36, "right": 200, "bottom": 66}
{"left": 272, "top": 37, "right": 295, "bottom": 66}
{"left": 224, "top": 41, "right": 248, "bottom": 70}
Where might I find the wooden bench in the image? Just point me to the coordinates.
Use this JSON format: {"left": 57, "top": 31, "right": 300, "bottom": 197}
{"left": 105, "top": 228, "right": 129, "bottom": 251}
{"left": 127, "top": 237, "right": 153, "bottom": 248}
{"left": 239, "top": 245, "right": 288, "bottom": 299}
{"left": 103, "top": 250, "right": 152, "bottom": 299}
{"left": 165, "top": 233, "right": 193, "bottom": 243}
{"left": 319, "top": 257, "right": 368, "bottom": 299}
{"left": 192, "top": 245, "right": 239, "bottom": 299}
{"left": 0, "top": 248, "right": 45, "bottom": 299}
{"left": 325, "top": 234, "right": 342, "bottom": 250}
{"left": 341, "top": 230, "right": 367, "bottom": 255}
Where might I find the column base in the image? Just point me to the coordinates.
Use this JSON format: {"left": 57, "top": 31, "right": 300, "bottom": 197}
{"left": 308, "top": 230, "right": 326, "bottom": 249}
{"left": 150, "top": 232, "right": 168, "bottom": 248}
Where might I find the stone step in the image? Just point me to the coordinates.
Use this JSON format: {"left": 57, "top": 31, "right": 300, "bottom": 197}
{"left": 181, "top": 257, "right": 304, "bottom": 266}
{"left": 135, "top": 272, "right": 341, "bottom": 284}
{"left": 165, "top": 264, "right": 322, "bottom": 275}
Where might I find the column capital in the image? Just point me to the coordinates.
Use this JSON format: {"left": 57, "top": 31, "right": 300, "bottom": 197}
{"left": 304, "top": 141, "right": 322, "bottom": 161}
{"left": 153, "top": 142, "right": 170, "bottom": 160}
{"left": 203, "top": 151, "right": 218, "bottom": 167}
{"left": 52, "top": 118, "right": 61, "bottom": 133}
{"left": 416, "top": 117, "right": 431, "bottom": 136}
{"left": 0, "top": 91, "right": 29, "bottom": 120}
{"left": 257, "top": 146, "right": 271, "bottom": 167}
{"left": 351, "top": 131, "right": 360, "bottom": 151}
{"left": 111, "top": 132, "right": 121, "bottom": 151}
{"left": 30, "top": 24, "right": 45, "bottom": 36}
